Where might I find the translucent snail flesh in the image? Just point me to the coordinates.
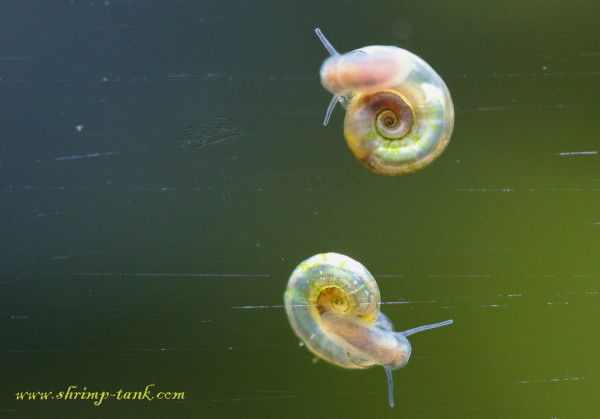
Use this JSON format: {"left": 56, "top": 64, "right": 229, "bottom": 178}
{"left": 315, "top": 28, "right": 454, "bottom": 176}
{"left": 284, "top": 252, "right": 453, "bottom": 407}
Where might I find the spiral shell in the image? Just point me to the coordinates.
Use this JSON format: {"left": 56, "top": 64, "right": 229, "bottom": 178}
{"left": 284, "top": 252, "right": 454, "bottom": 407}
{"left": 284, "top": 252, "right": 380, "bottom": 368}
{"left": 316, "top": 29, "right": 454, "bottom": 176}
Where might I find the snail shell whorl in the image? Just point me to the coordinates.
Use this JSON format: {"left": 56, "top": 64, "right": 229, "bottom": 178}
{"left": 317, "top": 35, "right": 454, "bottom": 176}
{"left": 344, "top": 49, "right": 454, "bottom": 175}
{"left": 285, "top": 247, "right": 454, "bottom": 407}
{"left": 284, "top": 252, "right": 380, "bottom": 369}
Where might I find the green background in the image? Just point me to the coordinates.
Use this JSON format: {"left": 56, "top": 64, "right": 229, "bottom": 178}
{"left": 1, "top": 0, "right": 599, "bottom": 417}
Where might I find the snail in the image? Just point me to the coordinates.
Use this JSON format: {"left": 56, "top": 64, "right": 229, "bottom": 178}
{"left": 315, "top": 28, "right": 454, "bottom": 176}
{"left": 284, "top": 252, "right": 453, "bottom": 407}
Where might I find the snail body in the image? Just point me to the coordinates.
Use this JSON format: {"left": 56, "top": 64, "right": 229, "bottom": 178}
{"left": 315, "top": 28, "right": 454, "bottom": 176}
{"left": 284, "top": 252, "right": 453, "bottom": 407}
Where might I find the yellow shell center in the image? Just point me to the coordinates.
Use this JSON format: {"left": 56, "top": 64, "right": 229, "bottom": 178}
{"left": 373, "top": 93, "right": 414, "bottom": 140}
{"left": 316, "top": 287, "right": 349, "bottom": 315}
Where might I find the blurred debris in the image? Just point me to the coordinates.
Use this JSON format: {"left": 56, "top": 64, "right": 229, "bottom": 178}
{"left": 181, "top": 117, "right": 242, "bottom": 149}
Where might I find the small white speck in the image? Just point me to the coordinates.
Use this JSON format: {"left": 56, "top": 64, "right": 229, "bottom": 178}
{"left": 75, "top": 125, "right": 84, "bottom": 132}
{"left": 102, "top": 77, "right": 108, "bottom": 82}
{"left": 228, "top": 346, "right": 233, "bottom": 350}
{"left": 298, "top": 341, "right": 305, "bottom": 347}
{"left": 542, "top": 66, "right": 547, "bottom": 71}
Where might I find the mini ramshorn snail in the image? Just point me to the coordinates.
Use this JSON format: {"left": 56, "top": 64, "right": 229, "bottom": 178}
{"left": 284, "top": 252, "right": 453, "bottom": 407}
{"left": 315, "top": 28, "right": 454, "bottom": 176}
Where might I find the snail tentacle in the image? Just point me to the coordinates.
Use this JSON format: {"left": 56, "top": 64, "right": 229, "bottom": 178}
{"left": 323, "top": 94, "right": 339, "bottom": 126}
{"left": 315, "top": 28, "right": 338, "bottom": 56}
{"left": 384, "top": 366, "right": 394, "bottom": 408}
{"left": 401, "top": 319, "right": 454, "bottom": 337}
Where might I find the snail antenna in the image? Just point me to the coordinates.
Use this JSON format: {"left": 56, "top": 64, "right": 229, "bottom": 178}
{"left": 401, "top": 319, "right": 453, "bottom": 337}
{"left": 384, "top": 366, "right": 394, "bottom": 408}
{"left": 315, "top": 28, "right": 339, "bottom": 56}
{"left": 323, "top": 95, "right": 339, "bottom": 126}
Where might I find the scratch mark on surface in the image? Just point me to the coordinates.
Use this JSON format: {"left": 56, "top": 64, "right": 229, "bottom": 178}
{"left": 1, "top": 345, "right": 281, "bottom": 354}
{"left": 232, "top": 299, "right": 450, "bottom": 310}
{"left": 425, "top": 400, "right": 537, "bottom": 416}
{"left": 0, "top": 184, "right": 362, "bottom": 193}
{"left": 238, "top": 233, "right": 267, "bottom": 251}
{"left": 0, "top": 56, "right": 32, "bottom": 61}
{"left": 73, "top": 272, "right": 271, "bottom": 278}
{"left": 554, "top": 151, "right": 597, "bottom": 156}
{"left": 197, "top": 16, "right": 227, "bottom": 23}
{"left": 34, "top": 211, "right": 63, "bottom": 218}
{"left": 34, "top": 151, "right": 121, "bottom": 162}
{"left": 0, "top": 76, "right": 25, "bottom": 82}
{"left": 0, "top": 347, "right": 215, "bottom": 354}
{"left": 219, "top": 155, "right": 239, "bottom": 163}
{"left": 232, "top": 304, "right": 284, "bottom": 309}
{"left": 557, "top": 290, "right": 599, "bottom": 296}
{"left": 491, "top": 71, "right": 600, "bottom": 78}
{"left": 225, "top": 168, "right": 343, "bottom": 179}
{"left": 455, "top": 188, "right": 600, "bottom": 192}
{"left": 524, "top": 274, "right": 600, "bottom": 278}
{"left": 0, "top": 185, "right": 212, "bottom": 193}
{"left": 454, "top": 188, "right": 514, "bottom": 192}
{"left": 233, "top": 284, "right": 600, "bottom": 311}
{"left": 514, "top": 375, "right": 584, "bottom": 384}
{"left": 278, "top": 109, "right": 322, "bottom": 115}
{"left": 181, "top": 117, "right": 242, "bottom": 149}
{"left": 457, "top": 103, "right": 600, "bottom": 114}
{"left": 53, "top": 152, "right": 119, "bottom": 161}
{"left": 213, "top": 395, "right": 295, "bottom": 402}
{"left": 220, "top": 167, "right": 232, "bottom": 204}
{"left": 425, "top": 274, "right": 501, "bottom": 278}
{"left": 51, "top": 251, "right": 105, "bottom": 260}
{"left": 101, "top": 0, "right": 157, "bottom": 5}
{"left": 89, "top": 74, "right": 315, "bottom": 83}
